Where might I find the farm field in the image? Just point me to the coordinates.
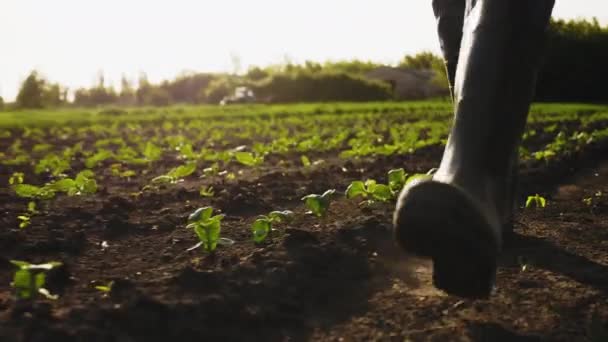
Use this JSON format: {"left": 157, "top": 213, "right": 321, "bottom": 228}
{"left": 1, "top": 101, "right": 608, "bottom": 341}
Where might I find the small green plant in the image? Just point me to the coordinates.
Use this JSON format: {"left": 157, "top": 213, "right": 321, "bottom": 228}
{"left": 234, "top": 151, "right": 264, "bottom": 167}
{"left": 387, "top": 168, "right": 430, "bottom": 194}
{"left": 13, "top": 183, "right": 55, "bottom": 200}
{"left": 48, "top": 170, "right": 98, "bottom": 196}
{"left": 302, "top": 189, "right": 336, "bottom": 217}
{"left": 9, "top": 172, "right": 24, "bottom": 185}
{"left": 251, "top": 210, "right": 294, "bottom": 243}
{"left": 301, "top": 155, "right": 311, "bottom": 167}
{"left": 94, "top": 281, "right": 114, "bottom": 293}
{"left": 186, "top": 207, "right": 226, "bottom": 253}
{"left": 199, "top": 185, "right": 215, "bottom": 197}
{"left": 345, "top": 179, "right": 393, "bottom": 204}
{"left": 151, "top": 163, "right": 197, "bottom": 185}
{"left": 10, "top": 260, "right": 62, "bottom": 300}
{"left": 525, "top": 194, "right": 547, "bottom": 209}
{"left": 17, "top": 202, "right": 37, "bottom": 229}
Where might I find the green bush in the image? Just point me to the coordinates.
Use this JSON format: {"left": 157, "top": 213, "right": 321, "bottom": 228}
{"left": 252, "top": 72, "right": 393, "bottom": 103}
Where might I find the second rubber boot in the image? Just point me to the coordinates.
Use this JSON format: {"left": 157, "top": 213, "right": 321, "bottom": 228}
{"left": 394, "top": 0, "right": 555, "bottom": 298}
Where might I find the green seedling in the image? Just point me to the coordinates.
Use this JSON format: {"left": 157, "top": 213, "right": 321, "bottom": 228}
{"left": 387, "top": 168, "right": 430, "bottom": 194}
{"left": 199, "top": 185, "right": 215, "bottom": 197}
{"left": 142, "top": 141, "right": 163, "bottom": 162}
{"left": 85, "top": 149, "right": 113, "bottom": 168}
{"left": 10, "top": 260, "right": 62, "bottom": 300}
{"left": 301, "top": 155, "right": 311, "bottom": 167}
{"left": 13, "top": 184, "right": 56, "bottom": 200}
{"left": 345, "top": 179, "right": 393, "bottom": 204}
{"left": 302, "top": 189, "right": 336, "bottom": 217}
{"left": 48, "top": 170, "right": 98, "bottom": 196}
{"left": 17, "top": 201, "right": 37, "bottom": 229}
{"left": 234, "top": 151, "right": 264, "bottom": 167}
{"left": 110, "top": 163, "right": 137, "bottom": 179}
{"left": 17, "top": 215, "right": 31, "bottom": 229}
{"left": 94, "top": 281, "right": 114, "bottom": 293}
{"left": 9, "top": 172, "right": 24, "bottom": 185}
{"left": 186, "top": 207, "right": 227, "bottom": 253}
{"left": 252, "top": 210, "right": 294, "bottom": 243}
{"left": 525, "top": 194, "right": 547, "bottom": 209}
{"left": 151, "top": 163, "right": 196, "bottom": 185}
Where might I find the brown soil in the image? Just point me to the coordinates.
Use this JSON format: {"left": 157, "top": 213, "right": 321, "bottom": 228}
{"left": 0, "top": 144, "right": 607, "bottom": 341}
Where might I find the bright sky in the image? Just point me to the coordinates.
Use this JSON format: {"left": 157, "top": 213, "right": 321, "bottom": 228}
{"left": 1, "top": 0, "right": 607, "bottom": 101}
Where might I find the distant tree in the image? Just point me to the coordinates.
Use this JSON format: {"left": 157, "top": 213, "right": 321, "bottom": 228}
{"left": 399, "top": 51, "right": 444, "bottom": 71}
{"left": 16, "top": 71, "right": 45, "bottom": 109}
{"left": 119, "top": 75, "right": 136, "bottom": 106}
{"left": 199, "top": 77, "right": 233, "bottom": 104}
{"left": 245, "top": 67, "right": 269, "bottom": 81}
{"left": 42, "top": 83, "right": 66, "bottom": 107}
{"left": 536, "top": 18, "right": 608, "bottom": 102}
{"left": 141, "top": 87, "right": 171, "bottom": 106}
{"left": 0, "top": 96, "right": 4, "bottom": 111}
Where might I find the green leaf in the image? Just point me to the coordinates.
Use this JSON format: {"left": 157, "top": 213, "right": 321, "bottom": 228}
{"left": 370, "top": 184, "right": 393, "bottom": 202}
{"left": 302, "top": 193, "right": 332, "bottom": 217}
{"left": 168, "top": 163, "right": 197, "bottom": 179}
{"left": 12, "top": 269, "right": 33, "bottom": 299}
{"left": 95, "top": 281, "right": 114, "bottom": 293}
{"left": 9, "top": 172, "right": 24, "bottom": 185}
{"left": 143, "top": 142, "right": 162, "bottom": 161}
{"left": 345, "top": 181, "right": 367, "bottom": 199}
{"left": 189, "top": 207, "right": 213, "bottom": 222}
{"left": 35, "top": 273, "right": 46, "bottom": 289}
{"left": 199, "top": 186, "right": 215, "bottom": 197}
{"left": 388, "top": 168, "right": 406, "bottom": 192}
{"left": 252, "top": 218, "right": 271, "bottom": 243}
{"left": 85, "top": 149, "right": 113, "bottom": 168}
{"left": 234, "top": 151, "right": 263, "bottom": 166}
{"left": 268, "top": 210, "right": 294, "bottom": 223}
{"left": 10, "top": 260, "right": 31, "bottom": 269}
{"left": 50, "top": 179, "right": 76, "bottom": 193}
{"left": 301, "top": 155, "right": 311, "bottom": 167}
{"left": 80, "top": 178, "right": 98, "bottom": 194}
{"left": 27, "top": 201, "right": 37, "bottom": 213}
{"left": 14, "top": 184, "right": 55, "bottom": 200}
{"left": 194, "top": 218, "right": 222, "bottom": 252}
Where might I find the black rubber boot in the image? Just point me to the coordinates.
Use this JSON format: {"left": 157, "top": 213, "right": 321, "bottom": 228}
{"left": 394, "top": 0, "right": 554, "bottom": 298}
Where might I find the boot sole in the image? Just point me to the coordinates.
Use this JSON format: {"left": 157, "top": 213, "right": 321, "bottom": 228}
{"left": 393, "top": 180, "right": 499, "bottom": 298}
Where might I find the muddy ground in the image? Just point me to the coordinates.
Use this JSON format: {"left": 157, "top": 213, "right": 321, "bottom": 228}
{"left": 0, "top": 143, "right": 607, "bottom": 342}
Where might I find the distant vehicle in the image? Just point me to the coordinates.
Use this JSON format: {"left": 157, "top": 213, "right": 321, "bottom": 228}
{"left": 220, "top": 86, "right": 256, "bottom": 105}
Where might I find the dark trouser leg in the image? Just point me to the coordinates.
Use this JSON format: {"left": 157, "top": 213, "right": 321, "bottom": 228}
{"left": 432, "top": 0, "right": 465, "bottom": 98}
{"left": 394, "top": 0, "right": 554, "bottom": 297}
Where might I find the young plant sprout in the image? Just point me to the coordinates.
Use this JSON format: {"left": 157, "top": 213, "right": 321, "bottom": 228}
{"left": 199, "top": 185, "right": 215, "bottom": 198}
{"left": 186, "top": 207, "right": 233, "bottom": 253}
{"left": 301, "top": 155, "right": 311, "bottom": 167}
{"left": 151, "top": 163, "right": 197, "bottom": 185}
{"left": 251, "top": 210, "right": 294, "bottom": 243}
{"left": 234, "top": 151, "right": 264, "bottom": 167}
{"left": 345, "top": 179, "right": 393, "bottom": 204}
{"left": 17, "top": 202, "right": 37, "bottom": 229}
{"left": 49, "top": 170, "right": 98, "bottom": 196}
{"left": 525, "top": 194, "right": 547, "bottom": 209}
{"left": 9, "top": 172, "right": 24, "bottom": 185}
{"left": 387, "top": 168, "right": 431, "bottom": 195}
{"left": 302, "top": 189, "right": 336, "bottom": 217}
{"left": 94, "top": 281, "right": 114, "bottom": 293}
{"left": 10, "top": 260, "right": 62, "bottom": 300}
